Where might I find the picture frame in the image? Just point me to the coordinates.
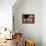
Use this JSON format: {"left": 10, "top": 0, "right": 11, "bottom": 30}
{"left": 22, "top": 14, "right": 35, "bottom": 24}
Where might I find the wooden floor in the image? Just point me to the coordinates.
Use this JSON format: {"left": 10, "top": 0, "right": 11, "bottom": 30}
{"left": 0, "top": 39, "right": 16, "bottom": 46}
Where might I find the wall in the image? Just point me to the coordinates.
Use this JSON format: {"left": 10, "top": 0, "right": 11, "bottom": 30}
{"left": 0, "top": 0, "right": 16, "bottom": 30}
{"left": 41, "top": 0, "right": 46, "bottom": 46}
{"left": 13, "top": 0, "right": 41, "bottom": 46}
{"left": 0, "top": 0, "right": 46, "bottom": 46}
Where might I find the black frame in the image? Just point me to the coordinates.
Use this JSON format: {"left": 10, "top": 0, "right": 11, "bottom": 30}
{"left": 22, "top": 14, "right": 35, "bottom": 24}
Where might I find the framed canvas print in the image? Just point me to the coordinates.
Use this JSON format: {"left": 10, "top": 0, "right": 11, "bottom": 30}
{"left": 22, "top": 14, "right": 35, "bottom": 24}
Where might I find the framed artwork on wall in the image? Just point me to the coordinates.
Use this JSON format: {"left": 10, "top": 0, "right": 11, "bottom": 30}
{"left": 22, "top": 14, "right": 35, "bottom": 24}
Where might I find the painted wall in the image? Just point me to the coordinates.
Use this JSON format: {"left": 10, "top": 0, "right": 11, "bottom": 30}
{"left": 13, "top": 0, "right": 41, "bottom": 46}
{"left": 41, "top": 0, "right": 46, "bottom": 46}
{"left": 0, "top": 0, "right": 46, "bottom": 46}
